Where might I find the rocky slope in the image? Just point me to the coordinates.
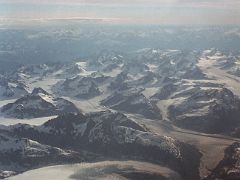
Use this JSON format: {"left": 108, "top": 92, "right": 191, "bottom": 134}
{"left": 8, "top": 111, "right": 201, "bottom": 180}
{"left": 0, "top": 77, "right": 28, "bottom": 99}
{"left": 205, "top": 142, "right": 240, "bottom": 180}
{"left": 1, "top": 48, "right": 240, "bottom": 179}
{"left": 1, "top": 88, "right": 80, "bottom": 119}
{"left": 168, "top": 87, "right": 240, "bottom": 135}
{"left": 0, "top": 129, "right": 87, "bottom": 179}
{"left": 53, "top": 75, "right": 103, "bottom": 99}
{"left": 101, "top": 89, "right": 161, "bottom": 119}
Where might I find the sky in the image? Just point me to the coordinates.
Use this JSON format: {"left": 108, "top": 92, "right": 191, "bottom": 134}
{"left": 0, "top": 0, "right": 240, "bottom": 25}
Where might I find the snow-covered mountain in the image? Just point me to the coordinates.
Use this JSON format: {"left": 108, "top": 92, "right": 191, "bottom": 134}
{"left": 168, "top": 85, "right": 240, "bottom": 135}
{"left": 101, "top": 90, "right": 161, "bottom": 119}
{"left": 53, "top": 76, "right": 103, "bottom": 99}
{"left": 0, "top": 129, "right": 91, "bottom": 179}
{"left": 5, "top": 110, "right": 201, "bottom": 179}
{"left": 1, "top": 88, "right": 80, "bottom": 118}
{"left": 0, "top": 77, "right": 28, "bottom": 100}
{"left": 1, "top": 48, "right": 240, "bottom": 179}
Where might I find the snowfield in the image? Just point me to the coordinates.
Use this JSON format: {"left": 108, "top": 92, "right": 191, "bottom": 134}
{"left": 7, "top": 161, "right": 182, "bottom": 180}
{"left": 1, "top": 48, "right": 240, "bottom": 179}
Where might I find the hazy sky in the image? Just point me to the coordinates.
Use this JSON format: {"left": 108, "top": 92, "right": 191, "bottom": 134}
{"left": 0, "top": 0, "right": 240, "bottom": 25}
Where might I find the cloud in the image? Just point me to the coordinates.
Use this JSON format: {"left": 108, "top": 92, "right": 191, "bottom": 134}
{"left": 1, "top": 0, "right": 240, "bottom": 10}
{"left": 0, "top": 0, "right": 239, "bottom": 25}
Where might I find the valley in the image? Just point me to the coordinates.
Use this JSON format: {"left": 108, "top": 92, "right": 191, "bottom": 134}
{"left": 0, "top": 48, "right": 240, "bottom": 180}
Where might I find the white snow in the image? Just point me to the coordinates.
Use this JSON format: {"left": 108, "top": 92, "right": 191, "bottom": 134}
{"left": 0, "top": 116, "right": 56, "bottom": 126}
{"left": 28, "top": 77, "right": 61, "bottom": 94}
{"left": 198, "top": 51, "right": 240, "bottom": 97}
{"left": 7, "top": 161, "right": 180, "bottom": 180}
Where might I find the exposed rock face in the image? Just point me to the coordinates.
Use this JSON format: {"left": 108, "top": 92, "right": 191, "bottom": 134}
{"left": 168, "top": 87, "right": 240, "bottom": 134}
{"left": 0, "top": 82, "right": 28, "bottom": 99}
{"left": 1, "top": 90, "right": 80, "bottom": 119}
{"left": 0, "top": 130, "right": 86, "bottom": 179}
{"left": 55, "top": 63, "right": 84, "bottom": 78}
{"left": 151, "top": 83, "right": 178, "bottom": 101}
{"left": 101, "top": 91, "right": 161, "bottom": 119}
{"left": 128, "top": 71, "right": 158, "bottom": 87}
{"left": 18, "top": 64, "right": 52, "bottom": 76}
{"left": 53, "top": 75, "right": 102, "bottom": 99}
{"left": 108, "top": 71, "right": 129, "bottom": 91}
{"left": 9, "top": 111, "right": 201, "bottom": 180}
{"left": 64, "top": 64, "right": 83, "bottom": 75}
{"left": 122, "top": 62, "right": 149, "bottom": 75}
{"left": 31, "top": 87, "right": 50, "bottom": 96}
{"left": 2, "top": 48, "right": 240, "bottom": 179}
{"left": 182, "top": 67, "right": 207, "bottom": 80}
{"left": 205, "top": 142, "right": 240, "bottom": 180}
